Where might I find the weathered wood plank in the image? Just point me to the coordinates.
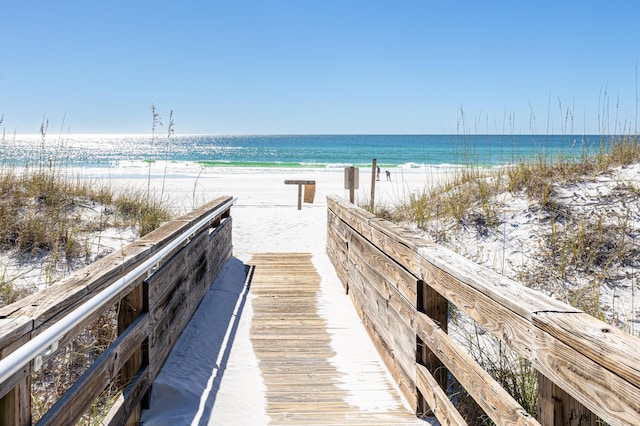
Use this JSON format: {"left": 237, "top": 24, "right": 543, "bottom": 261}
{"left": 0, "top": 376, "right": 30, "bottom": 426}
{"left": 328, "top": 195, "right": 640, "bottom": 425}
{"left": 248, "top": 252, "right": 420, "bottom": 424}
{"left": 416, "top": 363, "right": 466, "bottom": 425}
{"left": 415, "top": 311, "right": 539, "bottom": 426}
{"left": 347, "top": 265, "right": 415, "bottom": 377}
{"left": 104, "top": 366, "right": 152, "bottom": 426}
{"left": 346, "top": 279, "right": 417, "bottom": 409}
{"left": 417, "top": 281, "right": 449, "bottom": 416}
{"left": 0, "top": 319, "right": 33, "bottom": 358}
{"left": 531, "top": 324, "right": 640, "bottom": 425}
{"left": 329, "top": 195, "right": 572, "bottom": 320}
{"left": 537, "top": 372, "right": 596, "bottom": 426}
{"left": 0, "top": 197, "right": 234, "bottom": 425}
{"left": 417, "top": 245, "right": 575, "bottom": 320}
{"left": 147, "top": 228, "right": 210, "bottom": 307}
{"left": 37, "top": 313, "right": 150, "bottom": 426}
{"left": 533, "top": 311, "right": 640, "bottom": 390}
{"left": 347, "top": 226, "right": 417, "bottom": 306}
{"left": 0, "top": 320, "right": 32, "bottom": 400}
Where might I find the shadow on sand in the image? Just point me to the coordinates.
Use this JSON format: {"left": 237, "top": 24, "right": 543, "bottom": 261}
{"left": 140, "top": 256, "right": 252, "bottom": 426}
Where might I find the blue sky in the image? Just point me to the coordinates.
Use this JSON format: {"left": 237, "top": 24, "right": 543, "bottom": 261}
{"left": 0, "top": 1, "right": 638, "bottom": 134}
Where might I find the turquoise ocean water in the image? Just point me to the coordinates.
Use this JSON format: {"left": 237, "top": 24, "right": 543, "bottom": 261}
{"left": 1, "top": 134, "right": 613, "bottom": 170}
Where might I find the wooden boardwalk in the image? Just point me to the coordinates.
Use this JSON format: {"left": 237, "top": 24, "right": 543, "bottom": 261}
{"left": 248, "top": 253, "right": 425, "bottom": 425}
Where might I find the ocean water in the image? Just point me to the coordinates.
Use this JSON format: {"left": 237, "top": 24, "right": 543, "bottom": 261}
{"left": 0, "top": 134, "right": 613, "bottom": 171}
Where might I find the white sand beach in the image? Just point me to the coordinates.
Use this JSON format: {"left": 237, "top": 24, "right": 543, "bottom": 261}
{"left": 128, "top": 166, "right": 441, "bottom": 425}
{"left": 3, "top": 160, "right": 638, "bottom": 423}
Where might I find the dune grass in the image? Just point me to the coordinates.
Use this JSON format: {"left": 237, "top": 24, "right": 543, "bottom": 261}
{"left": 0, "top": 168, "right": 172, "bottom": 303}
{"left": 379, "top": 134, "right": 640, "bottom": 422}
{"left": 0, "top": 111, "right": 176, "bottom": 423}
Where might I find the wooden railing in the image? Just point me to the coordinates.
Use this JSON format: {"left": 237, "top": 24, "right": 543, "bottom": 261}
{"left": 326, "top": 195, "right": 640, "bottom": 426}
{"left": 0, "top": 196, "right": 234, "bottom": 425}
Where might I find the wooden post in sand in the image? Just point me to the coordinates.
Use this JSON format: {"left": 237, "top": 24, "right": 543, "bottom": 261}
{"left": 284, "top": 180, "right": 315, "bottom": 210}
{"left": 349, "top": 167, "right": 355, "bottom": 204}
{"left": 343, "top": 167, "right": 358, "bottom": 204}
{"left": 370, "top": 159, "right": 376, "bottom": 212}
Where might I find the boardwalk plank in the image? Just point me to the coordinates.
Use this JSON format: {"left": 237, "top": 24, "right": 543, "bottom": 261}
{"left": 248, "top": 252, "right": 424, "bottom": 425}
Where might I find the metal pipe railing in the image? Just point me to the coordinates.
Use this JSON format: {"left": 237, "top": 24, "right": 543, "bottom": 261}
{"left": 0, "top": 197, "right": 236, "bottom": 385}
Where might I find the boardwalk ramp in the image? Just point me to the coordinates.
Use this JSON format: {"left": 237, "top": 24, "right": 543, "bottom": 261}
{"left": 141, "top": 251, "right": 425, "bottom": 425}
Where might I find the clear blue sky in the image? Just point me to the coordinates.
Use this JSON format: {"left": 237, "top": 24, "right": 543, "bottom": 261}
{"left": 1, "top": 1, "right": 638, "bottom": 135}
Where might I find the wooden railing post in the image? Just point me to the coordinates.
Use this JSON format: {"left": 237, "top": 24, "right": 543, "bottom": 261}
{"left": 538, "top": 373, "right": 596, "bottom": 426}
{"left": 117, "top": 281, "right": 148, "bottom": 426}
{"left": 416, "top": 280, "right": 448, "bottom": 415}
{"left": 0, "top": 376, "right": 31, "bottom": 426}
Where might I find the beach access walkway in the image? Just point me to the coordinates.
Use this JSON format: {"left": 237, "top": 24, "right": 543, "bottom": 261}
{"left": 141, "top": 249, "right": 427, "bottom": 425}
{"left": 244, "top": 252, "right": 424, "bottom": 425}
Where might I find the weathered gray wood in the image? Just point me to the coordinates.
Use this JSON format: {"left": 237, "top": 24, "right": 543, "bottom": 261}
{"left": 118, "top": 281, "right": 146, "bottom": 426}
{"left": 531, "top": 324, "right": 640, "bottom": 425}
{"left": 205, "top": 219, "right": 233, "bottom": 287}
{"left": 0, "top": 319, "right": 33, "bottom": 359}
{"left": 148, "top": 227, "right": 210, "bottom": 307}
{"left": 415, "top": 363, "right": 466, "bottom": 425}
{"left": 103, "top": 367, "right": 152, "bottom": 426}
{"left": 415, "top": 311, "right": 539, "bottom": 425}
{"left": 148, "top": 223, "right": 230, "bottom": 379}
{"left": 349, "top": 282, "right": 417, "bottom": 407}
{"left": 284, "top": 180, "right": 315, "bottom": 210}
{"left": 347, "top": 224, "right": 417, "bottom": 306}
{"left": 347, "top": 265, "right": 415, "bottom": 377}
{"left": 0, "top": 320, "right": 32, "bottom": 400}
{"left": 538, "top": 372, "right": 596, "bottom": 426}
{"left": 249, "top": 252, "right": 421, "bottom": 425}
{"left": 533, "top": 311, "right": 640, "bottom": 390}
{"left": 37, "top": 314, "right": 150, "bottom": 426}
{"left": 347, "top": 253, "right": 415, "bottom": 364}
{"left": 417, "top": 281, "right": 448, "bottom": 416}
{"left": 0, "top": 196, "right": 234, "bottom": 425}
{"left": 327, "top": 194, "right": 640, "bottom": 425}
{"left": 0, "top": 375, "right": 30, "bottom": 426}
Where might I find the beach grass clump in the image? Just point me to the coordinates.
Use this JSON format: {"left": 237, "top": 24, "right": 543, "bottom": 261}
{"left": 449, "top": 329, "right": 538, "bottom": 422}
{"left": 114, "top": 187, "right": 173, "bottom": 237}
{"left": 384, "top": 134, "right": 640, "bottom": 421}
{"left": 388, "top": 167, "right": 502, "bottom": 243}
{"left": 0, "top": 168, "right": 173, "bottom": 422}
{"left": 0, "top": 167, "right": 173, "bottom": 309}
{"left": 0, "top": 170, "right": 172, "bottom": 257}
{"left": 31, "top": 307, "right": 119, "bottom": 424}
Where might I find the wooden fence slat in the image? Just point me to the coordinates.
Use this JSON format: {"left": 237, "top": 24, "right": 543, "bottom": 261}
{"left": 0, "top": 322, "right": 31, "bottom": 400}
{"left": 0, "top": 196, "right": 234, "bottom": 425}
{"left": 537, "top": 372, "right": 596, "bottom": 426}
{"left": 417, "top": 281, "right": 449, "bottom": 416}
{"left": 0, "top": 376, "right": 30, "bottom": 426}
{"left": 342, "top": 278, "right": 416, "bottom": 408}
{"left": 531, "top": 324, "right": 640, "bottom": 425}
{"left": 36, "top": 313, "right": 150, "bottom": 426}
{"left": 147, "top": 228, "right": 210, "bottom": 307}
{"left": 327, "top": 194, "right": 640, "bottom": 425}
{"left": 347, "top": 224, "right": 417, "bottom": 306}
{"left": 347, "top": 265, "right": 416, "bottom": 377}
{"left": 415, "top": 363, "right": 467, "bottom": 426}
{"left": 415, "top": 311, "right": 540, "bottom": 426}
{"left": 103, "top": 366, "right": 152, "bottom": 426}
{"left": 533, "top": 311, "right": 640, "bottom": 390}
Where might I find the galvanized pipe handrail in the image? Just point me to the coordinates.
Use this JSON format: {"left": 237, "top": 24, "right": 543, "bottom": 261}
{"left": 0, "top": 197, "right": 236, "bottom": 385}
